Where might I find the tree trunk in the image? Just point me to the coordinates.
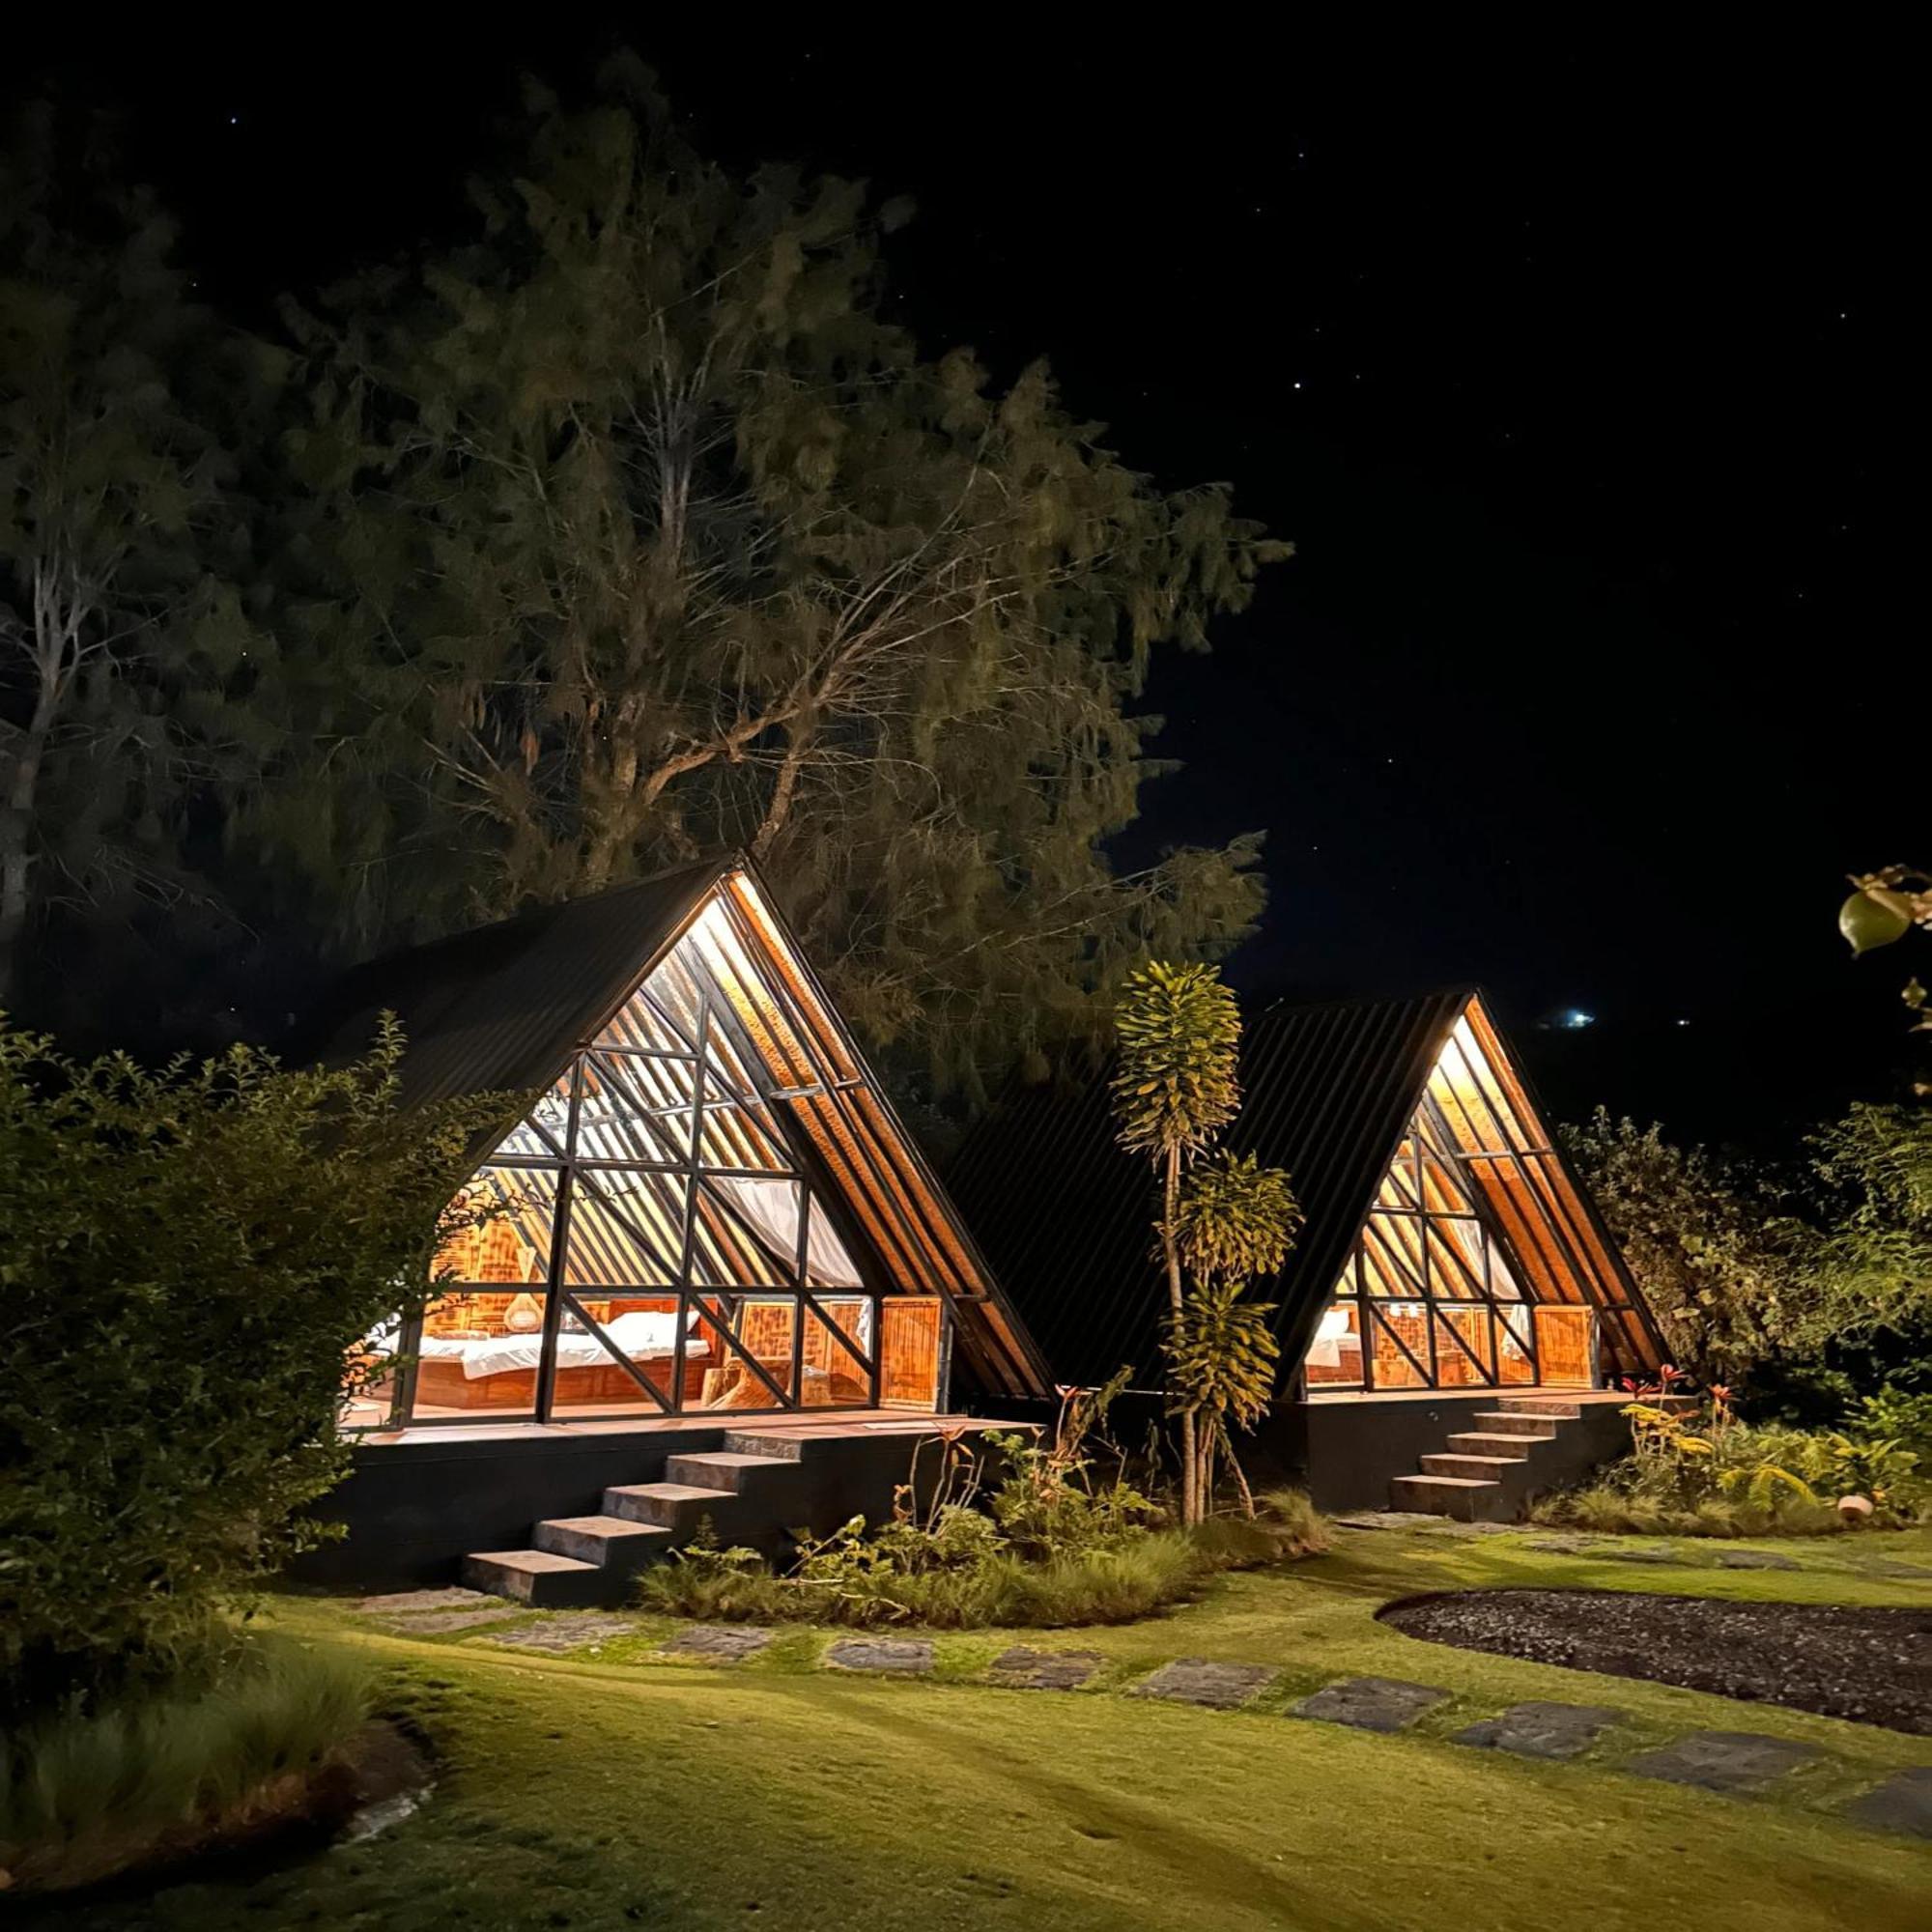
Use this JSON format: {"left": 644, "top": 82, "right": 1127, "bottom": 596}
{"left": 0, "top": 651, "right": 59, "bottom": 1008}
{"left": 1163, "top": 1143, "right": 1200, "bottom": 1525}
{"left": 751, "top": 717, "right": 812, "bottom": 862}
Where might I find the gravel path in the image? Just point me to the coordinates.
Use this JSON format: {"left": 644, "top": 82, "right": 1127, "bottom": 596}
{"left": 1379, "top": 1588, "right": 1932, "bottom": 1733}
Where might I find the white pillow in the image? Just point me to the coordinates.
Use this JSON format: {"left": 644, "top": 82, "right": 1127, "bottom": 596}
{"left": 604, "top": 1310, "right": 679, "bottom": 1354}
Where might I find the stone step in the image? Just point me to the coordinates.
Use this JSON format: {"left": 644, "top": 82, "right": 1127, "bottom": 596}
{"left": 1469, "top": 1411, "right": 1562, "bottom": 1437}
{"left": 533, "top": 1514, "right": 675, "bottom": 1574}
{"left": 1445, "top": 1430, "right": 1554, "bottom": 1456}
{"left": 665, "top": 1450, "right": 804, "bottom": 1492}
{"left": 722, "top": 1429, "right": 809, "bottom": 1461}
{"left": 462, "top": 1548, "right": 607, "bottom": 1608}
{"left": 603, "top": 1481, "right": 740, "bottom": 1528}
{"left": 1389, "top": 1473, "right": 1512, "bottom": 1523}
{"left": 1420, "top": 1452, "right": 1529, "bottom": 1480}
{"left": 1496, "top": 1395, "right": 1584, "bottom": 1419}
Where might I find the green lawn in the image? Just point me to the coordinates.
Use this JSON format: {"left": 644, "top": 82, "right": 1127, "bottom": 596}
{"left": 25, "top": 1526, "right": 1931, "bottom": 1932}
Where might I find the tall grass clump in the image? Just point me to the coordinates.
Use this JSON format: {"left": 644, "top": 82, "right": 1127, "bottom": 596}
{"left": 0, "top": 1637, "right": 372, "bottom": 1893}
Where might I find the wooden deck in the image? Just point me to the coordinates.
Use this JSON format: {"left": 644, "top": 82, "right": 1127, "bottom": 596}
{"left": 355, "top": 1407, "right": 987, "bottom": 1450}
{"left": 1304, "top": 1385, "right": 1631, "bottom": 1406}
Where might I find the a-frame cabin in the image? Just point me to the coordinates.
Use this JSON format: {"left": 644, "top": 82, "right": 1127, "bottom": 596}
{"left": 948, "top": 988, "right": 1667, "bottom": 1517}
{"left": 301, "top": 858, "right": 1048, "bottom": 1596}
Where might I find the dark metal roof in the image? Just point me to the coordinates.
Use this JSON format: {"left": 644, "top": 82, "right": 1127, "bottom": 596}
{"left": 309, "top": 859, "right": 732, "bottom": 1116}
{"left": 943, "top": 988, "right": 1476, "bottom": 1389}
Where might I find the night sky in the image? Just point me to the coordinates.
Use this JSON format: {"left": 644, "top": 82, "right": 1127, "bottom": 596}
{"left": 9, "top": 24, "right": 1917, "bottom": 1147}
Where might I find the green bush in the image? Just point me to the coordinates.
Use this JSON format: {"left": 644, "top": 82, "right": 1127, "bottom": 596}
{"left": 1532, "top": 1397, "right": 1930, "bottom": 1537}
{"left": 637, "top": 1524, "right": 1217, "bottom": 1629}
{"left": 0, "top": 1017, "right": 489, "bottom": 1715}
{"left": 638, "top": 1487, "right": 1328, "bottom": 1631}
{"left": 1532, "top": 1484, "right": 1842, "bottom": 1539}
{"left": 0, "top": 1636, "right": 372, "bottom": 1891}
{"left": 1851, "top": 1383, "right": 1932, "bottom": 1464}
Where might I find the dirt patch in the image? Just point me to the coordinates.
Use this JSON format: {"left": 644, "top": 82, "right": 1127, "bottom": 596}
{"left": 1378, "top": 1588, "right": 1931, "bottom": 1734}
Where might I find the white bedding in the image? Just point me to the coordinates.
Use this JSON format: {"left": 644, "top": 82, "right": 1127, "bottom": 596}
{"left": 412, "top": 1309, "right": 711, "bottom": 1380}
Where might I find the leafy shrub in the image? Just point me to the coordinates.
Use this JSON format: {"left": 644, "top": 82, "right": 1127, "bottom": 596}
{"left": 1851, "top": 1383, "right": 1932, "bottom": 1463}
{"left": 640, "top": 1392, "right": 1328, "bottom": 1629}
{"left": 1532, "top": 1396, "right": 1930, "bottom": 1536}
{"left": 0, "top": 1017, "right": 488, "bottom": 1714}
{"left": 639, "top": 1524, "right": 1216, "bottom": 1629}
{"left": 0, "top": 1636, "right": 371, "bottom": 1891}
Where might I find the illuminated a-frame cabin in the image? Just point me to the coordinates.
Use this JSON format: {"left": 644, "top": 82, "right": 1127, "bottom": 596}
{"left": 948, "top": 989, "right": 1667, "bottom": 1516}
{"left": 301, "top": 858, "right": 1049, "bottom": 1598}
{"left": 326, "top": 857, "right": 1048, "bottom": 1434}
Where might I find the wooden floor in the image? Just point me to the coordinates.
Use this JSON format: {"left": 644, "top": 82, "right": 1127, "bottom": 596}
{"left": 353, "top": 1406, "right": 984, "bottom": 1449}
{"left": 1303, "top": 1385, "right": 1629, "bottom": 1406}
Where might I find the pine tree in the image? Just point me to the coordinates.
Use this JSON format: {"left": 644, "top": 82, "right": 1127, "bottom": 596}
{"left": 271, "top": 58, "right": 1286, "bottom": 1094}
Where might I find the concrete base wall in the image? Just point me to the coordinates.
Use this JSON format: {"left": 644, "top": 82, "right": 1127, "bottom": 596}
{"left": 1252, "top": 1395, "right": 1633, "bottom": 1515}
{"left": 290, "top": 1422, "right": 976, "bottom": 1594}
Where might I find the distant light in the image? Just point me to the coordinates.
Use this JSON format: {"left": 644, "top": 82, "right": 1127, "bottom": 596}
{"left": 1675, "top": 1018, "right": 1690, "bottom": 1028}
{"left": 1563, "top": 1009, "right": 1595, "bottom": 1030}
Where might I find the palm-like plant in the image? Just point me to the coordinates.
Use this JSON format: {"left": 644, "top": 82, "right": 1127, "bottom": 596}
{"left": 1166, "top": 1278, "right": 1281, "bottom": 1520}
{"left": 1111, "top": 964, "right": 1298, "bottom": 1521}
{"left": 1111, "top": 962, "right": 1242, "bottom": 1521}
{"left": 1173, "top": 1151, "right": 1300, "bottom": 1519}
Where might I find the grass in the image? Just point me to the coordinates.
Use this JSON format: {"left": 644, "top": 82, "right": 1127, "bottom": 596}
{"left": 18, "top": 1526, "right": 1932, "bottom": 1931}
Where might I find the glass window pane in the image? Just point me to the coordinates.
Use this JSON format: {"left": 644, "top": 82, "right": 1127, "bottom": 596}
{"left": 566, "top": 1169, "right": 686, "bottom": 1285}
{"left": 1367, "top": 1303, "right": 1428, "bottom": 1388}
{"left": 1497, "top": 1304, "right": 1536, "bottom": 1383}
{"left": 595, "top": 981, "right": 696, "bottom": 1056}
{"left": 1304, "top": 1300, "right": 1363, "bottom": 1386}
{"left": 547, "top": 1293, "right": 687, "bottom": 1417}
{"left": 689, "top": 1298, "right": 790, "bottom": 1411}
{"left": 1433, "top": 1305, "right": 1492, "bottom": 1385}
{"left": 575, "top": 1051, "right": 693, "bottom": 1162}
{"left": 493, "top": 1074, "right": 573, "bottom": 1158}
{"left": 412, "top": 1289, "right": 545, "bottom": 1417}
{"left": 437, "top": 1168, "right": 557, "bottom": 1286}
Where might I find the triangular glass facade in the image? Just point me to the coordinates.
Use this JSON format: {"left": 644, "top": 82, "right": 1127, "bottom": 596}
{"left": 1302, "top": 999, "right": 1648, "bottom": 1392}
{"left": 357, "top": 882, "right": 959, "bottom": 1428}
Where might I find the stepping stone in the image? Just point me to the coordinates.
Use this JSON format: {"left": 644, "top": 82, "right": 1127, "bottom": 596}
{"left": 987, "top": 1646, "right": 1104, "bottom": 1690}
{"left": 824, "top": 1637, "right": 934, "bottom": 1675}
{"left": 1333, "top": 1511, "right": 1441, "bottom": 1531}
{"left": 1602, "top": 1544, "right": 1683, "bottom": 1564}
{"left": 1844, "top": 1767, "right": 1932, "bottom": 1839}
{"left": 1293, "top": 1676, "right": 1448, "bottom": 1733}
{"left": 1454, "top": 1700, "right": 1620, "bottom": 1759}
{"left": 1523, "top": 1536, "right": 1603, "bottom": 1555}
{"left": 1866, "top": 1558, "right": 1932, "bottom": 1578}
{"left": 1710, "top": 1548, "right": 1800, "bottom": 1571}
{"left": 660, "top": 1625, "right": 774, "bottom": 1661}
{"left": 1128, "top": 1659, "right": 1276, "bottom": 1709}
{"left": 355, "top": 1586, "right": 497, "bottom": 1614}
{"left": 1624, "top": 1729, "right": 1820, "bottom": 1793}
{"left": 379, "top": 1606, "right": 525, "bottom": 1634}
{"left": 478, "top": 1613, "right": 641, "bottom": 1653}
